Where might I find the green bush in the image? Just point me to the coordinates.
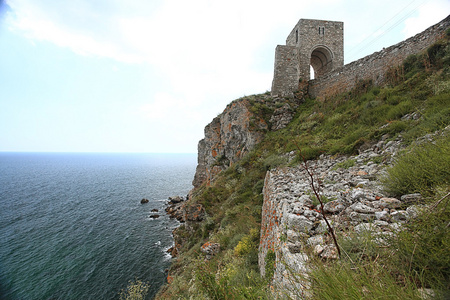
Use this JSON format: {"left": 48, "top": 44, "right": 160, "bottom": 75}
{"left": 119, "top": 279, "right": 150, "bottom": 300}
{"left": 333, "top": 158, "right": 356, "bottom": 170}
{"left": 382, "top": 136, "right": 450, "bottom": 197}
{"left": 390, "top": 201, "right": 450, "bottom": 293}
{"left": 307, "top": 258, "right": 422, "bottom": 300}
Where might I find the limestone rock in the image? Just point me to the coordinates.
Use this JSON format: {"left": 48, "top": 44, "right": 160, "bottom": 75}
{"left": 270, "top": 103, "right": 293, "bottom": 130}
{"left": 201, "top": 242, "right": 221, "bottom": 260}
{"left": 287, "top": 242, "right": 303, "bottom": 253}
{"left": 320, "top": 245, "right": 338, "bottom": 260}
{"left": 323, "top": 199, "right": 345, "bottom": 214}
{"left": 288, "top": 214, "right": 313, "bottom": 234}
{"left": 168, "top": 196, "right": 184, "bottom": 204}
{"left": 375, "top": 210, "right": 391, "bottom": 222}
{"left": 307, "top": 235, "right": 324, "bottom": 247}
{"left": 350, "top": 202, "right": 376, "bottom": 214}
{"left": 372, "top": 197, "right": 402, "bottom": 209}
{"left": 401, "top": 193, "right": 422, "bottom": 203}
{"left": 391, "top": 210, "right": 409, "bottom": 222}
{"left": 192, "top": 98, "right": 268, "bottom": 188}
{"left": 349, "top": 211, "right": 375, "bottom": 222}
{"left": 406, "top": 205, "right": 426, "bottom": 219}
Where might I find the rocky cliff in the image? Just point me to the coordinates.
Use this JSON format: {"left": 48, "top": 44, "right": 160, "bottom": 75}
{"left": 192, "top": 99, "right": 262, "bottom": 188}
{"left": 157, "top": 17, "right": 450, "bottom": 300}
{"left": 192, "top": 92, "right": 304, "bottom": 189}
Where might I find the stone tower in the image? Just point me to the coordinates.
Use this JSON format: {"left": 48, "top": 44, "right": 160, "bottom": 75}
{"left": 271, "top": 19, "right": 344, "bottom": 97}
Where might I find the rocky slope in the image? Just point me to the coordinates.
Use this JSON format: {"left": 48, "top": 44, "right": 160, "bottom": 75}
{"left": 258, "top": 127, "right": 449, "bottom": 297}
{"left": 157, "top": 19, "right": 449, "bottom": 299}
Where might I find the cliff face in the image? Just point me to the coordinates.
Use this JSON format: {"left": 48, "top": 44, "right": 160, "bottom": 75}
{"left": 192, "top": 97, "right": 267, "bottom": 188}
{"left": 192, "top": 91, "right": 305, "bottom": 189}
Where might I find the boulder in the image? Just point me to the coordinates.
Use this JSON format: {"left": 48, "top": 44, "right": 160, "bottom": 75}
{"left": 168, "top": 196, "right": 184, "bottom": 204}
{"left": 350, "top": 203, "right": 376, "bottom": 214}
{"left": 320, "top": 245, "right": 338, "bottom": 260}
{"left": 307, "top": 235, "right": 324, "bottom": 247}
{"left": 324, "top": 199, "right": 346, "bottom": 214}
{"left": 372, "top": 197, "right": 402, "bottom": 209}
{"left": 349, "top": 211, "right": 375, "bottom": 222}
{"left": 400, "top": 193, "right": 422, "bottom": 203}
{"left": 406, "top": 205, "right": 426, "bottom": 219}
{"left": 140, "top": 198, "right": 149, "bottom": 204}
{"left": 391, "top": 210, "right": 409, "bottom": 222}
{"left": 149, "top": 214, "right": 160, "bottom": 219}
{"left": 201, "top": 242, "right": 220, "bottom": 260}
{"left": 287, "top": 214, "right": 313, "bottom": 234}
{"left": 287, "top": 242, "right": 303, "bottom": 253}
{"left": 375, "top": 210, "right": 391, "bottom": 222}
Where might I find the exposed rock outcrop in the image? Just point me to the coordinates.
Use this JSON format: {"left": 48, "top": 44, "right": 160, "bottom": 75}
{"left": 192, "top": 92, "right": 306, "bottom": 189}
{"left": 165, "top": 195, "right": 206, "bottom": 257}
{"left": 192, "top": 98, "right": 268, "bottom": 188}
{"left": 200, "top": 242, "right": 221, "bottom": 260}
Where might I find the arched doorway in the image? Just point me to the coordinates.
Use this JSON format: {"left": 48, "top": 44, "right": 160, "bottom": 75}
{"left": 310, "top": 46, "right": 333, "bottom": 79}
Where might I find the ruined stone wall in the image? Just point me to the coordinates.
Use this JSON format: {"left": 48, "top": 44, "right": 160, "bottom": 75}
{"left": 309, "top": 15, "right": 450, "bottom": 100}
{"left": 271, "top": 18, "right": 344, "bottom": 98}
{"left": 258, "top": 134, "right": 440, "bottom": 297}
{"left": 286, "top": 19, "right": 344, "bottom": 80}
{"left": 271, "top": 46, "right": 300, "bottom": 98}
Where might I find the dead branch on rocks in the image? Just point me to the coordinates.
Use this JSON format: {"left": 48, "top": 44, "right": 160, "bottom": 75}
{"left": 294, "top": 141, "right": 341, "bottom": 258}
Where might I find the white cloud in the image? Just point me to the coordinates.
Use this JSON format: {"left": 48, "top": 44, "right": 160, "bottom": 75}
{"left": 403, "top": 0, "right": 450, "bottom": 38}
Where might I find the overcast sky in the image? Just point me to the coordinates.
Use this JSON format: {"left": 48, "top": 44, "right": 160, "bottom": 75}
{"left": 0, "top": 0, "right": 448, "bottom": 153}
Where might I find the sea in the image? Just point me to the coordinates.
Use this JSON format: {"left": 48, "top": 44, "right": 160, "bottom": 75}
{"left": 0, "top": 152, "right": 197, "bottom": 300}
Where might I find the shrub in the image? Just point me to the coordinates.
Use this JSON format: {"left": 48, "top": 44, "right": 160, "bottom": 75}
{"left": 333, "top": 158, "right": 356, "bottom": 170}
{"left": 382, "top": 136, "right": 450, "bottom": 197}
{"left": 119, "top": 279, "right": 150, "bottom": 300}
{"left": 390, "top": 200, "right": 450, "bottom": 293}
{"left": 234, "top": 228, "right": 259, "bottom": 256}
{"left": 265, "top": 250, "right": 276, "bottom": 280}
{"left": 307, "top": 257, "right": 422, "bottom": 300}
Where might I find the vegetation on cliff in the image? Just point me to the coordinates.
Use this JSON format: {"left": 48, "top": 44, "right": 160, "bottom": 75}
{"left": 155, "top": 30, "right": 450, "bottom": 299}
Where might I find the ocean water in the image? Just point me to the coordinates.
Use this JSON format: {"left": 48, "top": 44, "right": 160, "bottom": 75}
{"left": 0, "top": 152, "right": 197, "bottom": 300}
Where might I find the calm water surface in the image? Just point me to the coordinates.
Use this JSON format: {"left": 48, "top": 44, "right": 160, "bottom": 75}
{"left": 0, "top": 152, "right": 196, "bottom": 299}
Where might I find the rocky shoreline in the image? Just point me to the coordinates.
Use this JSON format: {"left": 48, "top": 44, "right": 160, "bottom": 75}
{"left": 164, "top": 195, "right": 206, "bottom": 257}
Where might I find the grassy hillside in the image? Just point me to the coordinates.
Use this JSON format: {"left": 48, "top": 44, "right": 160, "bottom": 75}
{"left": 153, "top": 30, "right": 450, "bottom": 300}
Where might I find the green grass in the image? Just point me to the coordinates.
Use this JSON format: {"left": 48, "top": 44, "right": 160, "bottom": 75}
{"left": 381, "top": 136, "right": 450, "bottom": 197}
{"left": 303, "top": 191, "right": 450, "bottom": 300}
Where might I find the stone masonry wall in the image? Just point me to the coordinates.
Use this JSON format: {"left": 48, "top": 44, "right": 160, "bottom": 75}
{"left": 258, "top": 127, "right": 450, "bottom": 298}
{"left": 272, "top": 18, "right": 344, "bottom": 98}
{"left": 271, "top": 46, "right": 300, "bottom": 98}
{"left": 309, "top": 15, "right": 450, "bottom": 100}
{"left": 286, "top": 19, "right": 344, "bottom": 80}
